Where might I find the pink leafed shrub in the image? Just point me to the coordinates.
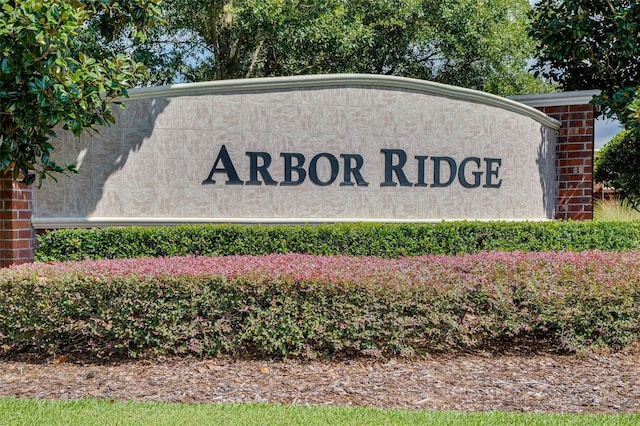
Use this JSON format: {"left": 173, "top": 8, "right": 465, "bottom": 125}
{"left": 1, "top": 251, "right": 639, "bottom": 359}
{"left": 13, "top": 249, "right": 634, "bottom": 283}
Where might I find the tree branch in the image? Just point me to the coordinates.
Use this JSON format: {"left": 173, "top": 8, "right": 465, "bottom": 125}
{"left": 245, "top": 38, "right": 264, "bottom": 78}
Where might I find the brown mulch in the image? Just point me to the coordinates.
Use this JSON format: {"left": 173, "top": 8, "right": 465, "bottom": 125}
{"left": 1, "top": 351, "right": 640, "bottom": 413}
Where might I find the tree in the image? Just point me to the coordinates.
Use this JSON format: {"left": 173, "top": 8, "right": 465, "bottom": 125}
{"left": 594, "top": 130, "right": 640, "bottom": 209}
{"left": 529, "top": 0, "right": 640, "bottom": 121}
{"left": 0, "top": 0, "right": 162, "bottom": 185}
{"left": 530, "top": 1, "right": 640, "bottom": 207}
{"left": 123, "top": 0, "right": 550, "bottom": 96}
{"left": 595, "top": 88, "right": 640, "bottom": 208}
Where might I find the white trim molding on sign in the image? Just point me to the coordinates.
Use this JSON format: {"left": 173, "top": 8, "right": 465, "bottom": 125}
{"left": 124, "top": 74, "right": 561, "bottom": 130}
{"left": 31, "top": 217, "right": 551, "bottom": 229}
{"left": 509, "top": 90, "right": 601, "bottom": 108}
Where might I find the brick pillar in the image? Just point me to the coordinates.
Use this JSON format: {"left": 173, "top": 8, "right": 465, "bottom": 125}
{"left": 0, "top": 172, "right": 35, "bottom": 266}
{"left": 537, "top": 104, "right": 595, "bottom": 220}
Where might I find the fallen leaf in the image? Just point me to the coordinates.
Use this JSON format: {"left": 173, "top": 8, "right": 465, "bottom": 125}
{"left": 53, "top": 355, "right": 68, "bottom": 364}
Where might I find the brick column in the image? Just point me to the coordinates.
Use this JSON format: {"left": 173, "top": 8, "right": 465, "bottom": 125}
{"left": 537, "top": 104, "right": 595, "bottom": 220}
{"left": 0, "top": 172, "right": 35, "bottom": 266}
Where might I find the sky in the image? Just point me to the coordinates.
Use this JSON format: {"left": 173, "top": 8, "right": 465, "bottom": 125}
{"left": 595, "top": 117, "right": 623, "bottom": 149}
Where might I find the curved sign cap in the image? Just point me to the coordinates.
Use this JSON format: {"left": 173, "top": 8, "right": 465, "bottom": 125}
{"left": 32, "top": 74, "right": 559, "bottom": 227}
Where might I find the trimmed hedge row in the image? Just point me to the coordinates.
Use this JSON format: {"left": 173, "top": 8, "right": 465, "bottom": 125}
{"left": 36, "top": 221, "right": 640, "bottom": 261}
{"left": 2, "top": 252, "right": 639, "bottom": 359}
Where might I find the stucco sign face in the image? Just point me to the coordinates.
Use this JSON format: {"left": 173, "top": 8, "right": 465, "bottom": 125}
{"left": 32, "top": 74, "right": 559, "bottom": 228}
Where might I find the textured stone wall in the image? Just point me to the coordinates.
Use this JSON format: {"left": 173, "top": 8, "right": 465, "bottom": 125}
{"left": 31, "top": 80, "right": 559, "bottom": 226}
{"left": 2, "top": 76, "right": 581, "bottom": 265}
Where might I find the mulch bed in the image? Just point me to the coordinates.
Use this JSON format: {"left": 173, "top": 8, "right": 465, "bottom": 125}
{"left": 1, "top": 350, "right": 639, "bottom": 413}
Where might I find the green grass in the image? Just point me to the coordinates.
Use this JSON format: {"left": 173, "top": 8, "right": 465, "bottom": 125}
{"left": 593, "top": 199, "right": 640, "bottom": 221}
{"left": 1, "top": 398, "right": 638, "bottom": 426}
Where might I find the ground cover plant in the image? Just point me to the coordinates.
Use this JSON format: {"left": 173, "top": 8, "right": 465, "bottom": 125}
{"left": 35, "top": 221, "right": 640, "bottom": 261}
{"left": 2, "top": 397, "right": 638, "bottom": 426}
{"left": 1, "top": 251, "right": 639, "bottom": 359}
{"left": 593, "top": 199, "right": 640, "bottom": 222}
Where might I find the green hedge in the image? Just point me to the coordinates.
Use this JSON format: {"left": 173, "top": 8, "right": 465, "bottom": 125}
{"left": 36, "top": 221, "right": 640, "bottom": 261}
{"left": 2, "top": 251, "right": 639, "bottom": 359}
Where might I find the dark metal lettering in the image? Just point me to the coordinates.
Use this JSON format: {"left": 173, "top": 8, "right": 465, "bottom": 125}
{"left": 340, "top": 154, "right": 369, "bottom": 187}
{"left": 203, "top": 145, "right": 244, "bottom": 185}
{"left": 483, "top": 158, "right": 502, "bottom": 188}
{"left": 380, "top": 149, "right": 412, "bottom": 187}
{"left": 204, "top": 145, "right": 503, "bottom": 190}
{"left": 246, "top": 152, "right": 277, "bottom": 186}
{"left": 431, "top": 156, "right": 456, "bottom": 187}
{"left": 280, "top": 153, "right": 306, "bottom": 186}
{"left": 309, "top": 153, "right": 339, "bottom": 186}
{"left": 414, "top": 155, "right": 429, "bottom": 187}
{"left": 458, "top": 157, "right": 483, "bottom": 188}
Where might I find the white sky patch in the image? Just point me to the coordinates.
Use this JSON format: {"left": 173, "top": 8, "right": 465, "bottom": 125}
{"left": 595, "top": 117, "right": 623, "bottom": 148}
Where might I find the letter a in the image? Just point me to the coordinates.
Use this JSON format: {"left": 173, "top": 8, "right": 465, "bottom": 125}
{"left": 203, "top": 145, "right": 244, "bottom": 185}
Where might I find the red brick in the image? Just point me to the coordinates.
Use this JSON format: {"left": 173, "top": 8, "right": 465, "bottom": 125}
{"left": 0, "top": 173, "right": 34, "bottom": 267}
{"left": 564, "top": 151, "right": 593, "bottom": 159}
{"left": 566, "top": 135, "right": 593, "bottom": 143}
{"left": 557, "top": 195, "right": 586, "bottom": 203}
{"left": 558, "top": 189, "right": 587, "bottom": 197}
{"left": 559, "top": 143, "right": 587, "bottom": 151}
{"left": 0, "top": 211, "right": 16, "bottom": 220}
{"left": 557, "top": 165, "right": 590, "bottom": 174}
{"left": 569, "top": 127, "right": 591, "bottom": 135}
{"left": 565, "top": 204, "right": 590, "bottom": 212}
{"left": 557, "top": 174, "right": 583, "bottom": 182}
{"left": 0, "top": 229, "right": 31, "bottom": 239}
{"left": 565, "top": 197, "right": 593, "bottom": 204}
{"left": 1, "top": 239, "right": 32, "bottom": 249}
{"left": 565, "top": 181, "right": 592, "bottom": 189}
{"left": 0, "top": 190, "right": 15, "bottom": 199}
{"left": 557, "top": 198, "right": 589, "bottom": 206}
{"left": 569, "top": 104, "right": 594, "bottom": 112}
{"left": 566, "top": 111, "right": 589, "bottom": 119}
{"left": 570, "top": 212, "right": 593, "bottom": 220}
{"left": 540, "top": 106, "right": 570, "bottom": 114}
{"left": 0, "top": 230, "right": 15, "bottom": 240}
{"left": 560, "top": 158, "right": 591, "bottom": 166}
{"left": 18, "top": 229, "right": 34, "bottom": 239}
{"left": 8, "top": 190, "right": 31, "bottom": 201}
{"left": 559, "top": 167, "right": 576, "bottom": 175}
{"left": 8, "top": 200, "right": 30, "bottom": 210}
{"left": 8, "top": 220, "right": 33, "bottom": 230}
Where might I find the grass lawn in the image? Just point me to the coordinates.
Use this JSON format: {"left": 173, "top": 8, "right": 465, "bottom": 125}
{"left": 1, "top": 398, "right": 638, "bottom": 426}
